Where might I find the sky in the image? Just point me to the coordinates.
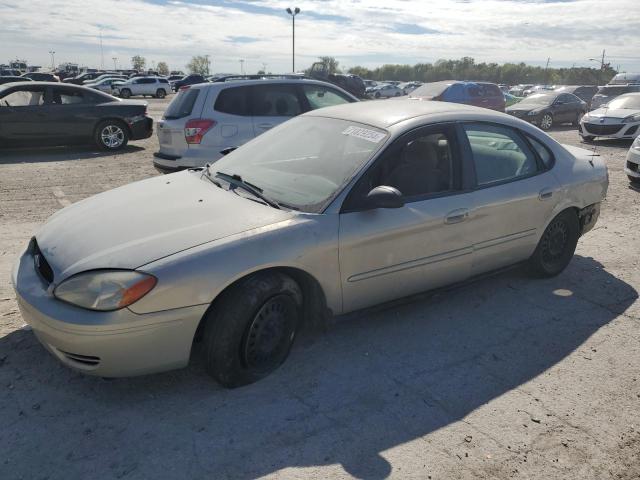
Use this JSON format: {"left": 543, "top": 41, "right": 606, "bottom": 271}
{"left": 1, "top": 0, "right": 639, "bottom": 74}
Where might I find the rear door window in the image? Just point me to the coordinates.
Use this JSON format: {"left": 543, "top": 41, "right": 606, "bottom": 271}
{"left": 1, "top": 87, "right": 46, "bottom": 106}
{"left": 252, "top": 85, "right": 302, "bottom": 117}
{"left": 164, "top": 88, "right": 200, "bottom": 119}
{"left": 51, "top": 88, "right": 87, "bottom": 105}
{"left": 214, "top": 86, "right": 250, "bottom": 116}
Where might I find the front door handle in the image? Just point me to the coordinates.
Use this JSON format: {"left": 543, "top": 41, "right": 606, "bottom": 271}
{"left": 445, "top": 208, "right": 470, "bottom": 224}
{"left": 539, "top": 188, "right": 554, "bottom": 200}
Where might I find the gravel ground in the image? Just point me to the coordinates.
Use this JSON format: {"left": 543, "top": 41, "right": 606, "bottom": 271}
{"left": 1, "top": 98, "right": 639, "bottom": 480}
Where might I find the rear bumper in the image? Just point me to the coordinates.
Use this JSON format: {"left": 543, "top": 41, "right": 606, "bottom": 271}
{"left": 11, "top": 243, "right": 206, "bottom": 378}
{"left": 153, "top": 147, "right": 223, "bottom": 173}
{"left": 130, "top": 117, "right": 154, "bottom": 140}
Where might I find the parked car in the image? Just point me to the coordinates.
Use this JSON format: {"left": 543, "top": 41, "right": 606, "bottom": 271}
{"left": 112, "top": 77, "right": 171, "bottom": 98}
{"left": 12, "top": 100, "right": 607, "bottom": 387}
{"left": 63, "top": 72, "right": 105, "bottom": 85}
{"left": 522, "top": 85, "right": 554, "bottom": 97}
{"left": 399, "top": 81, "right": 422, "bottom": 95}
{"left": 21, "top": 72, "right": 60, "bottom": 82}
{"left": 0, "top": 69, "right": 23, "bottom": 76}
{"left": 409, "top": 81, "right": 506, "bottom": 112}
{"left": 625, "top": 135, "right": 640, "bottom": 185}
{"left": 590, "top": 84, "right": 640, "bottom": 110}
{"left": 0, "top": 76, "right": 31, "bottom": 85}
{"left": 153, "top": 78, "right": 358, "bottom": 172}
{"left": 508, "top": 84, "right": 534, "bottom": 97}
{"left": 554, "top": 85, "right": 599, "bottom": 108}
{"left": 171, "top": 74, "right": 206, "bottom": 92}
{"left": 369, "top": 84, "right": 404, "bottom": 98}
{"left": 609, "top": 72, "right": 640, "bottom": 85}
{"left": 579, "top": 93, "right": 640, "bottom": 142}
{"left": 168, "top": 75, "right": 184, "bottom": 82}
{"left": 85, "top": 77, "right": 126, "bottom": 94}
{"left": 0, "top": 82, "right": 152, "bottom": 150}
{"left": 83, "top": 73, "right": 127, "bottom": 85}
{"left": 504, "top": 92, "right": 522, "bottom": 107}
{"left": 506, "top": 92, "right": 586, "bottom": 130}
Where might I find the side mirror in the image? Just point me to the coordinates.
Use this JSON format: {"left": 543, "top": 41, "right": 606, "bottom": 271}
{"left": 364, "top": 186, "right": 404, "bottom": 209}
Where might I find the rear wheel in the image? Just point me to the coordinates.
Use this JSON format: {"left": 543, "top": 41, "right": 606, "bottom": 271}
{"left": 203, "top": 271, "right": 302, "bottom": 388}
{"left": 528, "top": 210, "right": 579, "bottom": 277}
{"left": 119, "top": 88, "right": 131, "bottom": 99}
{"left": 95, "top": 120, "right": 129, "bottom": 150}
{"left": 156, "top": 89, "right": 166, "bottom": 98}
{"left": 539, "top": 113, "right": 553, "bottom": 130}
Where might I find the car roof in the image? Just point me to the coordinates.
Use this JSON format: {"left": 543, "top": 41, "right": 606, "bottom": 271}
{"left": 0, "top": 81, "right": 108, "bottom": 93}
{"left": 190, "top": 77, "right": 358, "bottom": 95}
{"left": 302, "top": 98, "right": 489, "bottom": 129}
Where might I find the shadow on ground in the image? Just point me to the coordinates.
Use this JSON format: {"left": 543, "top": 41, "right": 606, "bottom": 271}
{"left": 0, "top": 256, "right": 636, "bottom": 479}
{"left": 0, "top": 145, "right": 145, "bottom": 164}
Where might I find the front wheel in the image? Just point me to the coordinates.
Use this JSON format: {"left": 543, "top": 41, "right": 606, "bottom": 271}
{"left": 539, "top": 113, "right": 553, "bottom": 130}
{"left": 95, "top": 120, "right": 129, "bottom": 150}
{"left": 119, "top": 89, "right": 131, "bottom": 99}
{"left": 203, "top": 271, "right": 302, "bottom": 388}
{"left": 156, "top": 89, "right": 166, "bottom": 99}
{"left": 528, "top": 210, "right": 579, "bottom": 277}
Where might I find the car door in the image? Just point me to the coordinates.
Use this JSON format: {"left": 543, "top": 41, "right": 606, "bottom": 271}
{"left": 0, "top": 85, "right": 49, "bottom": 144}
{"left": 44, "top": 86, "right": 97, "bottom": 140}
{"left": 338, "top": 124, "right": 475, "bottom": 313}
{"left": 251, "top": 84, "right": 303, "bottom": 136}
{"left": 460, "top": 122, "right": 561, "bottom": 275}
{"left": 552, "top": 94, "right": 573, "bottom": 122}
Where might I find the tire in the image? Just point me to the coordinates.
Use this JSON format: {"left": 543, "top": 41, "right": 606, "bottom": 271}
{"left": 156, "top": 89, "right": 166, "bottom": 99}
{"left": 203, "top": 271, "right": 303, "bottom": 388}
{"left": 120, "top": 88, "right": 131, "bottom": 99}
{"left": 528, "top": 209, "right": 579, "bottom": 277}
{"left": 581, "top": 135, "right": 595, "bottom": 143}
{"left": 539, "top": 113, "right": 553, "bottom": 130}
{"left": 95, "top": 120, "right": 129, "bottom": 150}
{"left": 375, "top": 92, "right": 381, "bottom": 98}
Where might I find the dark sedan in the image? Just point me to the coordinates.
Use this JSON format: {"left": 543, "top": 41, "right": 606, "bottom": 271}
{"left": 0, "top": 76, "right": 31, "bottom": 85}
{"left": 0, "top": 82, "right": 153, "bottom": 150}
{"left": 171, "top": 74, "right": 206, "bottom": 91}
{"left": 506, "top": 92, "right": 587, "bottom": 130}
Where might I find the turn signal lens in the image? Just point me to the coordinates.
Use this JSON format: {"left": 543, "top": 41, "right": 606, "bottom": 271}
{"left": 185, "top": 119, "right": 216, "bottom": 144}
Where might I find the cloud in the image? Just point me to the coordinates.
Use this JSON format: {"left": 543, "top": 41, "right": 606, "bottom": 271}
{"left": 0, "top": 0, "right": 638, "bottom": 73}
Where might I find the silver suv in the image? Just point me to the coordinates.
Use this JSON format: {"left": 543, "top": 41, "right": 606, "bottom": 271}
{"left": 153, "top": 78, "right": 358, "bottom": 173}
{"left": 113, "top": 76, "right": 171, "bottom": 99}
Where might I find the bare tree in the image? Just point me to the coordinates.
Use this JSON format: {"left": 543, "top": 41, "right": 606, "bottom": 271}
{"left": 187, "top": 55, "right": 211, "bottom": 75}
{"left": 131, "top": 55, "right": 146, "bottom": 71}
{"left": 157, "top": 62, "right": 169, "bottom": 76}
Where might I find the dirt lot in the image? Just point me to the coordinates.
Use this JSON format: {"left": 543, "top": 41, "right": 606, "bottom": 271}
{"left": 1, "top": 98, "right": 639, "bottom": 480}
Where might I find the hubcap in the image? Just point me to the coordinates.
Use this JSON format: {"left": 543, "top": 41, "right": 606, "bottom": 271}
{"left": 101, "top": 125, "right": 125, "bottom": 148}
{"left": 541, "top": 220, "right": 568, "bottom": 265}
{"left": 243, "top": 295, "right": 296, "bottom": 372}
{"left": 541, "top": 115, "right": 552, "bottom": 129}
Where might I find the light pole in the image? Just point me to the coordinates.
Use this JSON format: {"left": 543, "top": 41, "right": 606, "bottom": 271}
{"left": 286, "top": 7, "right": 300, "bottom": 72}
{"left": 48, "top": 50, "right": 55, "bottom": 70}
{"left": 205, "top": 55, "right": 211, "bottom": 75}
{"left": 239, "top": 59, "right": 245, "bottom": 75}
{"left": 112, "top": 57, "right": 118, "bottom": 70}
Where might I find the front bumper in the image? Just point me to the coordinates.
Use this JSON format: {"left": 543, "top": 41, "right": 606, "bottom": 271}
{"left": 11, "top": 243, "right": 207, "bottom": 377}
{"left": 625, "top": 147, "right": 640, "bottom": 179}
{"left": 579, "top": 121, "right": 639, "bottom": 139}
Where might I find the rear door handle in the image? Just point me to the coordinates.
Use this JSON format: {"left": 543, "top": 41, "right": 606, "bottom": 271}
{"left": 539, "top": 188, "right": 554, "bottom": 200}
{"left": 445, "top": 208, "right": 470, "bottom": 224}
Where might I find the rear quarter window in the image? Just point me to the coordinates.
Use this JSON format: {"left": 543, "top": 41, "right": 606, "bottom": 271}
{"left": 214, "top": 86, "right": 250, "bottom": 116}
{"left": 164, "top": 88, "right": 200, "bottom": 119}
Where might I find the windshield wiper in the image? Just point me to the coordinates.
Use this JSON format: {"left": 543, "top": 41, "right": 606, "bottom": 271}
{"left": 215, "top": 171, "right": 281, "bottom": 209}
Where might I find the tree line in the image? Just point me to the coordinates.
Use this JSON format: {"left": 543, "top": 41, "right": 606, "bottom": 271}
{"left": 343, "top": 57, "right": 617, "bottom": 85}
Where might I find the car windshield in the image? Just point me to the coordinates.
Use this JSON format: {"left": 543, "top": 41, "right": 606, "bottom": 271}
{"left": 606, "top": 95, "right": 640, "bottom": 110}
{"left": 209, "top": 116, "right": 388, "bottom": 213}
{"left": 409, "top": 82, "right": 452, "bottom": 98}
{"left": 518, "top": 93, "right": 555, "bottom": 106}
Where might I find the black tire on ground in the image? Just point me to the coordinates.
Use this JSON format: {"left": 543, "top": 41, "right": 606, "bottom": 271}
{"left": 94, "top": 120, "right": 129, "bottom": 150}
{"left": 375, "top": 92, "right": 381, "bottom": 98}
{"left": 528, "top": 209, "right": 579, "bottom": 277}
{"left": 539, "top": 113, "right": 553, "bottom": 130}
{"left": 156, "top": 89, "right": 166, "bottom": 99}
{"left": 120, "top": 89, "right": 131, "bottom": 99}
{"left": 203, "top": 271, "right": 303, "bottom": 388}
{"left": 629, "top": 175, "right": 640, "bottom": 185}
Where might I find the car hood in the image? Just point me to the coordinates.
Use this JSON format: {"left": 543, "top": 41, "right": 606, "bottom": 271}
{"left": 584, "top": 108, "right": 639, "bottom": 120}
{"left": 35, "top": 171, "right": 294, "bottom": 281}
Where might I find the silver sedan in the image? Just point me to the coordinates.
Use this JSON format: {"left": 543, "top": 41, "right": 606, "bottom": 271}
{"left": 12, "top": 101, "right": 608, "bottom": 387}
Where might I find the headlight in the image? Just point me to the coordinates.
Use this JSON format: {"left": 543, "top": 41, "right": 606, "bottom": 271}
{"left": 622, "top": 114, "right": 640, "bottom": 123}
{"left": 633, "top": 136, "right": 640, "bottom": 150}
{"left": 54, "top": 270, "right": 157, "bottom": 311}
{"left": 527, "top": 110, "right": 538, "bottom": 116}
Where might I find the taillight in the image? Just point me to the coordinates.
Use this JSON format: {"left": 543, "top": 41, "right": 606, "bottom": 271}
{"left": 184, "top": 119, "right": 216, "bottom": 144}
{"left": 179, "top": 85, "right": 190, "bottom": 91}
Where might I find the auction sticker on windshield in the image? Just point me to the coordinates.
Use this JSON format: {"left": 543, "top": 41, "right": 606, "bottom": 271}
{"left": 342, "top": 126, "right": 386, "bottom": 143}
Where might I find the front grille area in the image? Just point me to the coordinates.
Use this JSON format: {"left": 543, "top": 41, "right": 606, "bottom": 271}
{"left": 32, "top": 239, "right": 54, "bottom": 284}
{"left": 59, "top": 350, "right": 101, "bottom": 367}
{"left": 583, "top": 123, "right": 623, "bottom": 135}
{"left": 628, "top": 161, "right": 639, "bottom": 173}
{"left": 624, "top": 125, "right": 639, "bottom": 136}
